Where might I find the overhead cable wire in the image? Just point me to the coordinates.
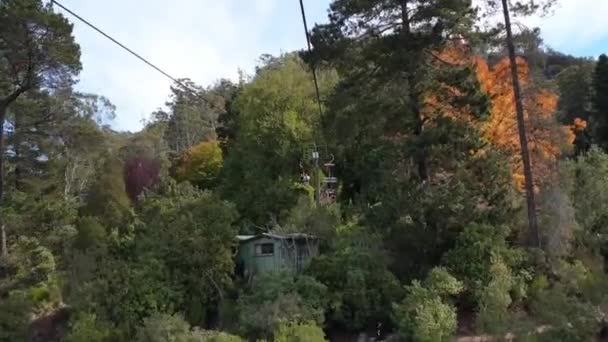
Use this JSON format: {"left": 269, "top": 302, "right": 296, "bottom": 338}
{"left": 298, "top": 0, "right": 324, "bottom": 118}
{"left": 50, "top": 0, "right": 207, "bottom": 103}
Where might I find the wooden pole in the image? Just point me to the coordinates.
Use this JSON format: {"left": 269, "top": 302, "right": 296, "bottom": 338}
{"left": 501, "top": 0, "right": 540, "bottom": 247}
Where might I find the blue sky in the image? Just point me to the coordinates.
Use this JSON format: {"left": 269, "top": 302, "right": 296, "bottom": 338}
{"left": 53, "top": 0, "right": 607, "bottom": 132}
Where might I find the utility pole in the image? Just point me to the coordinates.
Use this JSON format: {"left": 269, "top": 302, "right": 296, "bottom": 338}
{"left": 501, "top": 0, "right": 540, "bottom": 248}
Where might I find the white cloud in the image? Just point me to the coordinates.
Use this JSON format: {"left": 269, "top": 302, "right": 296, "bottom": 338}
{"left": 527, "top": 0, "right": 608, "bottom": 53}
{"left": 475, "top": 0, "right": 608, "bottom": 54}
{"left": 58, "top": 0, "right": 604, "bottom": 132}
{"left": 57, "top": 0, "right": 287, "bottom": 132}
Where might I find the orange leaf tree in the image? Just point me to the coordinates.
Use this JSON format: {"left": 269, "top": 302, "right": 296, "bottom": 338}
{"left": 478, "top": 57, "right": 574, "bottom": 191}
{"left": 425, "top": 47, "right": 574, "bottom": 191}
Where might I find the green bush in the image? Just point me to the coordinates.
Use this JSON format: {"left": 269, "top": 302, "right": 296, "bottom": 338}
{"left": 239, "top": 292, "right": 322, "bottom": 339}
{"left": 475, "top": 257, "right": 514, "bottom": 335}
{"left": 0, "top": 292, "right": 32, "bottom": 342}
{"left": 529, "top": 260, "right": 606, "bottom": 342}
{"left": 273, "top": 322, "right": 328, "bottom": 342}
{"left": 65, "top": 313, "right": 111, "bottom": 342}
{"left": 307, "top": 224, "right": 401, "bottom": 330}
{"left": 531, "top": 285, "right": 600, "bottom": 342}
{"left": 136, "top": 313, "right": 191, "bottom": 342}
{"left": 561, "top": 148, "right": 608, "bottom": 257}
{"left": 443, "top": 224, "right": 524, "bottom": 301}
{"left": 192, "top": 329, "right": 245, "bottom": 342}
{"left": 237, "top": 272, "right": 327, "bottom": 339}
{"left": 135, "top": 313, "right": 246, "bottom": 342}
{"left": 73, "top": 216, "right": 107, "bottom": 251}
{"left": 393, "top": 267, "right": 462, "bottom": 342}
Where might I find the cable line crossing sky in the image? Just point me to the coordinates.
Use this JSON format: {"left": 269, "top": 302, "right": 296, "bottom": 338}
{"left": 51, "top": 0, "right": 607, "bottom": 132}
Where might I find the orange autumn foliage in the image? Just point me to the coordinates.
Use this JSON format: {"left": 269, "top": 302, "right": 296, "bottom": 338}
{"left": 573, "top": 117, "right": 587, "bottom": 132}
{"left": 425, "top": 46, "right": 575, "bottom": 191}
{"left": 422, "top": 47, "right": 479, "bottom": 124}
{"left": 477, "top": 57, "right": 574, "bottom": 191}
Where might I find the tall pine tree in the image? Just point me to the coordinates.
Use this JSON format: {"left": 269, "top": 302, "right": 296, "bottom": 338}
{"left": 307, "top": 0, "right": 515, "bottom": 279}
{"left": 591, "top": 54, "right": 608, "bottom": 148}
{"left": 0, "top": 0, "right": 80, "bottom": 256}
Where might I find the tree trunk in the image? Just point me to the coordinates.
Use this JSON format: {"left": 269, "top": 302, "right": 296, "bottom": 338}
{"left": 501, "top": 0, "right": 540, "bottom": 247}
{"left": 401, "top": 0, "right": 429, "bottom": 182}
{"left": 0, "top": 103, "right": 6, "bottom": 257}
{"left": 13, "top": 112, "right": 23, "bottom": 192}
{"left": 0, "top": 224, "right": 6, "bottom": 258}
{"left": 0, "top": 87, "right": 29, "bottom": 257}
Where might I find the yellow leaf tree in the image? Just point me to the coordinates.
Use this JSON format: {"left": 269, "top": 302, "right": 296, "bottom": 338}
{"left": 173, "top": 140, "right": 223, "bottom": 189}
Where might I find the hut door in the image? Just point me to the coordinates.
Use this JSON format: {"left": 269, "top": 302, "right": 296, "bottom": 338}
{"left": 295, "top": 245, "right": 308, "bottom": 272}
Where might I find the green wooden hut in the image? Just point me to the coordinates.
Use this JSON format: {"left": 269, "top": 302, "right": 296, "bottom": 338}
{"left": 235, "top": 233, "right": 319, "bottom": 277}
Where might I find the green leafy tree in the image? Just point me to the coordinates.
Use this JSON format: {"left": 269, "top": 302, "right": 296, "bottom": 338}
{"left": 561, "top": 148, "right": 608, "bottom": 264}
{"left": 0, "top": 91, "right": 110, "bottom": 258}
{"left": 310, "top": 0, "right": 486, "bottom": 186}
{"left": 61, "top": 113, "right": 112, "bottom": 203}
{"left": 367, "top": 149, "right": 516, "bottom": 280}
{"left": 0, "top": 236, "right": 56, "bottom": 294}
{"left": 275, "top": 197, "right": 341, "bottom": 249}
{"left": 81, "top": 154, "right": 132, "bottom": 230}
{"left": 308, "top": 0, "right": 517, "bottom": 281}
{"left": 173, "top": 140, "right": 223, "bottom": 189}
{"left": 237, "top": 272, "right": 327, "bottom": 339}
{"left": 135, "top": 182, "right": 239, "bottom": 324}
{"left": 443, "top": 224, "right": 524, "bottom": 301}
{"left": 530, "top": 260, "right": 606, "bottom": 342}
{"left": 0, "top": 291, "right": 31, "bottom": 342}
{"left": 153, "top": 79, "right": 226, "bottom": 155}
{"left": 0, "top": 189, "right": 78, "bottom": 262}
{"left": 0, "top": 0, "right": 81, "bottom": 209}
{"left": 0, "top": 236, "right": 62, "bottom": 341}
{"left": 94, "top": 256, "right": 178, "bottom": 335}
{"left": 220, "top": 54, "right": 336, "bottom": 225}
{"left": 65, "top": 313, "right": 111, "bottom": 342}
{"left": 74, "top": 182, "right": 239, "bottom": 334}
{"left": 307, "top": 224, "right": 401, "bottom": 331}
{"left": 72, "top": 216, "right": 107, "bottom": 252}
{"left": 213, "top": 79, "right": 242, "bottom": 152}
{"left": 557, "top": 63, "right": 594, "bottom": 124}
{"left": 6, "top": 91, "right": 113, "bottom": 196}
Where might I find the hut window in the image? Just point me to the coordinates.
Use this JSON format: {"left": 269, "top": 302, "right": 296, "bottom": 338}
{"left": 255, "top": 243, "right": 274, "bottom": 256}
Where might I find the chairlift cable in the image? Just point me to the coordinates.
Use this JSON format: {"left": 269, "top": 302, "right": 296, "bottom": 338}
{"left": 50, "top": 0, "right": 208, "bottom": 104}
{"left": 298, "top": 0, "right": 324, "bottom": 119}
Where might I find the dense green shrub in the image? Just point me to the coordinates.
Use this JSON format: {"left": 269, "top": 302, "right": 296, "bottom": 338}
{"left": 393, "top": 268, "right": 463, "bottom": 342}
{"left": 0, "top": 292, "right": 32, "bottom": 342}
{"left": 475, "top": 257, "right": 514, "bottom": 335}
{"left": 194, "top": 330, "right": 245, "bottom": 342}
{"left": 135, "top": 312, "right": 248, "bottom": 342}
{"left": 529, "top": 260, "right": 605, "bottom": 342}
{"left": 136, "top": 313, "right": 192, "bottom": 342}
{"left": 65, "top": 313, "right": 111, "bottom": 342}
{"left": 273, "top": 322, "right": 328, "bottom": 342}
{"left": 237, "top": 272, "right": 327, "bottom": 339}
{"left": 443, "top": 224, "right": 524, "bottom": 301}
{"left": 307, "top": 224, "right": 401, "bottom": 331}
